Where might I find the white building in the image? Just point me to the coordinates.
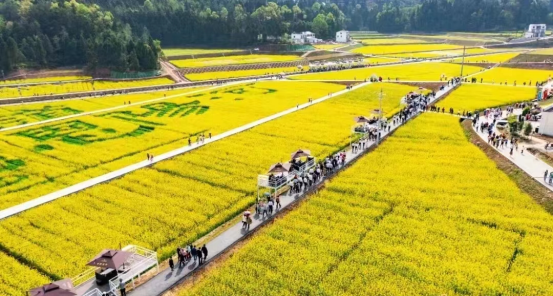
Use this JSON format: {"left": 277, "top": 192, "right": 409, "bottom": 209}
{"left": 336, "top": 30, "right": 350, "bottom": 43}
{"left": 540, "top": 105, "right": 553, "bottom": 136}
{"left": 291, "top": 31, "right": 322, "bottom": 44}
{"left": 524, "top": 24, "right": 547, "bottom": 38}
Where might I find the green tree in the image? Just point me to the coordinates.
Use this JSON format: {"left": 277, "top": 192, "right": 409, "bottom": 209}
{"left": 312, "top": 14, "right": 328, "bottom": 39}
{"left": 524, "top": 123, "right": 533, "bottom": 136}
{"left": 128, "top": 50, "right": 140, "bottom": 71}
{"left": 6, "top": 37, "right": 23, "bottom": 66}
{"left": 0, "top": 37, "right": 11, "bottom": 74}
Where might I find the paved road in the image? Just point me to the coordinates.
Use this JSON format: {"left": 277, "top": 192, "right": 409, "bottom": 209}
{"left": 473, "top": 113, "right": 553, "bottom": 190}
{"left": 127, "top": 82, "right": 456, "bottom": 296}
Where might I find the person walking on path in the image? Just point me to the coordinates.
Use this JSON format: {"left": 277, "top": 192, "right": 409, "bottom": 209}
{"left": 201, "top": 245, "right": 208, "bottom": 262}
{"left": 242, "top": 213, "right": 248, "bottom": 228}
{"left": 268, "top": 199, "right": 274, "bottom": 214}
{"left": 545, "top": 170, "right": 548, "bottom": 182}
{"left": 246, "top": 214, "right": 252, "bottom": 230}
{"left": 191, "top": 246, "right": 197, "bottom": 262}
{"left": 119, "top": 279, "right": 126, "bottom": 296}
{"left": 169, "top": 256, "right": 174, "bottom": 271}
{"left": 198, "top": 247, "right": 203, "bottom": 265}
{"left": 276, "top": 195, "right": 281, "bottom": 210}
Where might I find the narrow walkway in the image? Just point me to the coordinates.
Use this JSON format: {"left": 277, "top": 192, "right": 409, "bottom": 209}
{"left": 0, "top": 81, "right": 371, "bottom": 220}
{"left": 127, "top": 83, "right": 456, "bottom": 296}
{"left": 473, "top": 114, "right": 553, "bottom": 190}
{"left": 0, "top": 80, "right": 249, "bottom": 133}
{"left": 161, "top": 60, "right": 188, "bottom": 83}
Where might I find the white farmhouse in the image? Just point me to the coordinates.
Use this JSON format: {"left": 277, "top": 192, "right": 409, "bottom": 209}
{"left": 291, "top": 31, "right": 322, "bottom": 44}
{"left": 336, "top": 30, "right": 350, "bottom": 43}
{"left": 524, "top": 24, "right": 547, "bottom": 38}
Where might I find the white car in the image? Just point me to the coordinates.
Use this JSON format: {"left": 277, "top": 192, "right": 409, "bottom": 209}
{"left": 496, "top": 120, "right": 509, "bottom": 129}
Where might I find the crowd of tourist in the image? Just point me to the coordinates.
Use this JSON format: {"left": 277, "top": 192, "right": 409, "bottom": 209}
{"left": 168, "top": 244, "right": 209, "bottom": 271}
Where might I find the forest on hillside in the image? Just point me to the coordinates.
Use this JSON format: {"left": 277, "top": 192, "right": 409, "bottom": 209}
{"left": 0, "top": 0, "right": 551, "bottom": 74}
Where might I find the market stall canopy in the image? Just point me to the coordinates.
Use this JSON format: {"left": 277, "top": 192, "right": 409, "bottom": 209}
{"left": 290, "top": 149, "right": 311, "bottom": 159}
{"left": 87, "top": 249, "right": 133, "bottom": 270}
{"left": 29, "top": 279, "right": 76, "bottom": 296}
{"left": 354, "top": 116, "right": 371, "bottom": 123}
{"left": 268, "top": 162, "right": 291, "bottom": 174}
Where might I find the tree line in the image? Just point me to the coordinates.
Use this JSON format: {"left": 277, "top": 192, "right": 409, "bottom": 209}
{"left": 1, "top": 0, "right": 552, "bottom": 75}
{"left": 0, "top": 0, "right": 160, "bottom": 76}
{"left": 87, "top": 0, "right": 551, "bottom": 46}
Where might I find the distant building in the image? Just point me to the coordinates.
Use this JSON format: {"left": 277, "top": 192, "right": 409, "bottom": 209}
{"left": 291, "top": 31, "right": 322, "bottom": 44}
{"left": 336, "top": 30, "right": 350, "bottom": 43}
{"left": 524, "top": 24, "right": 547, "bottom": 38}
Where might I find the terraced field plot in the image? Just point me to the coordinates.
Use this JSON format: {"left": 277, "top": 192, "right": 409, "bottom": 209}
{"left": 0, "top": 81, "right": 341, "bottom": 210}
{"left": 178, "top": 113, "right": 553, "bottom": 296}
{"left": 0, "top": 77, "right": 174, "bottom": 99}
{"left": 163, "top": 48, "right": 241, "bottom": 57}
{"left": 526, "top": 48, "right": 553, "bottom": 55}
{"left": 358, "top": 38, "right": 429, "bottom": 44}
{"left": 171, "top": 54, "right": 299, "bottom": 68}
{"left": 0, "top": 83, "right": 418, "bottom": 295}
{"left": 400, "top": 34, "right": 499, "bottom": 42}
{"left": 291, "top": 62, "right": 484, "bottom": 81}
{"left": 471, "top": 67, "right": 553, "bottom": 84}
{"left": 185, "top": 66, "right": 306, "bottom": 81}
{"left": 352, "top": 44, "right": 462, "bottom": 55}
{"left": 439, "top": 84, "right": 536, "bottom": 111}
{"left": 0, "top": 86, "right": 207, "bottom": 129}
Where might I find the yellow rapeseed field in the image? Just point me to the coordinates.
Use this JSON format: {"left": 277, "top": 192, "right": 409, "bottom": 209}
{"left": 0, "top": 86, "right": 207, "bottom": 129}
{"left": 0, "top": 81, "right": 342, "bottom": 210}
{"left": 449, "top": 52, "right": 521, "bottom": 63}
{"left": 0, "top": 77, "right": 174, "bottom": 99}
{"left": 185, "top": 67, "right": 306, "bottom": 81}
{"left": 178, "top": 113, "right": 553, "bottom": 295}
{"left": 0, "top": 76, "right": 91, "bottom": 85}
{"left": 0, "top": 251, "right": 51, "bottom": 295}
{"left": 313, "top": 44, "right": 343, "bottom": 50}
{"left": 358, "top": 38, "right": 429, "bottom": 44}
{"left": 439, "top": 84, "right": 536, "bottom": 111}
{"left": 171, "top": 54, "right": 299, "bottom": 68}
{"left": 0, "top": 83, "right": 418, "bottom": 294}
{"left": 471, "top": 67, "right": 553, "bottom": 84}
{"left": 352, "top": 44, "right": 462, "bottom": 55}
{"left": 291, "top": 62, "right": 485, "bottom": 81}
{"left": 391, "top": 48, "right": 500, "bottom": 59}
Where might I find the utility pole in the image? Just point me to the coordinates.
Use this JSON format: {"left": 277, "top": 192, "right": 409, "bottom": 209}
{"left": 460, "top": 46, "right": 466, "bottom": 78}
